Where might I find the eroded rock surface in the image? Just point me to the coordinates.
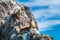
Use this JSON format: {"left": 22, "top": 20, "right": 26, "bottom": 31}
{"left": 0, "top": 0, "right": 53, "bottom": 40}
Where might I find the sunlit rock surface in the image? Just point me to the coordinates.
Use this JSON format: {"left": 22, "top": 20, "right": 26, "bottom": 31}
{"left": 0, "top": 0, "right": 53, "bottom": 40}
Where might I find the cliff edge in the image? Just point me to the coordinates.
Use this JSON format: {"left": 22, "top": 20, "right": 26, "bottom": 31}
{"left": 0, "top": 0, "right": 53, "bottom": 40}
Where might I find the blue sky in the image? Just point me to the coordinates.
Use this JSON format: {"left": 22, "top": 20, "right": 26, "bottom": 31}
{"left": 16, "top": 0, "right": 60, "bottom": 40}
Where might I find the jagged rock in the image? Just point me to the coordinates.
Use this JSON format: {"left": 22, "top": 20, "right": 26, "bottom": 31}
{"left": 0, "top": 0, "right": 53, "bottom": 40}
{"left": 31, "top": 34, "right": 53, "bottom": 40}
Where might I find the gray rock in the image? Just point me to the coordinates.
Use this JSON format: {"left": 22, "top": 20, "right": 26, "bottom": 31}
{"left": 0, "top": 0, "right": 53, "bottom": 40}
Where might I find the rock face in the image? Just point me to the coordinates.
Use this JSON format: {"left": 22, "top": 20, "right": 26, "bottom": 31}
{"left": 0, "top": 0, "right": 53, "bottom": 40}
{"left": 30, "top": 33, "right": 53, "bottom": 40}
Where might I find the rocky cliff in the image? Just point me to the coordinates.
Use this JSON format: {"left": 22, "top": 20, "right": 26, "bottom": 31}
{"left": 0, "top": 0, "right": 53, "bottom": 40}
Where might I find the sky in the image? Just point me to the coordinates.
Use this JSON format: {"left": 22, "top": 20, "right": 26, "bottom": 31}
{"left": 16, "top": 0, "right": 60, "bottom": 40}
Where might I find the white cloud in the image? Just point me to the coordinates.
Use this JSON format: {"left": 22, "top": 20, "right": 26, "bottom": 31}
{"left": 32, "top": 9, "right": 60, "bottom": 19}
{"left": 51, "top": 0, "right": 60, "bottom": 4}
{"left": 31, "top": 10, "right": 46, "bottom": 18}
{"left": 32, "top": 9, "right": 60, "bottom": 31}
{"left": 17, "top": 0, "right": 60, "bottom": 6}
{"left": 31, "top": 3, "right": 60, "bottom": 19}
{"left": 37, "top": 20, "right": 60, "bottom": 31}
{"left": 17, "top": 0, "right": 50, "bottom": 6}
{"left": 17, "top": 0, "right": 60, "bottom": 32}
{"left": 32, "top": 7, "right": 60, "bottom": 31}
{"left": 17, "top": 0, "right": 60, "bottom": 18}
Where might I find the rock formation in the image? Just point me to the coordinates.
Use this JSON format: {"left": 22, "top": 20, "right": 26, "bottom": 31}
{"left": 0, "top": 0, "right": 53, "bottom": 40}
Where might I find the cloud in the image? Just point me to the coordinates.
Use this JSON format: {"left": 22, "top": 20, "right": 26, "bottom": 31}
{"left": 17, "top": 0, "right": 50, "bottom": 6}
{"left": 31, "top": 10, "right": 53, "bottom": 19}
{"left": 32, "top": 8, "right": 60, "bottom": 31}
{"left": 17, "top": 0, "right": 60, "bottom": 6}
{"left": 31, "top": 5, "right": 60, "bottom": 19}
{"left": 37, "top": 20, "right": 60, "bottom": 31}
{"left": 17, "top": 0, "right": 60, "bottom": 31}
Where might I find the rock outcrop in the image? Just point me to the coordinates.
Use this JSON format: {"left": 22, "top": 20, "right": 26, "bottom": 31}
{"left": 0, "top": 0, "right": 53, "bottom": 40}
{"left": 32, "top": 34, "right": 53, "bottom": 40}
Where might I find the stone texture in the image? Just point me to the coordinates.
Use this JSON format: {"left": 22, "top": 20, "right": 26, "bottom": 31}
{"left": 0, "top": 0, "right": 53, "bottom": 40}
